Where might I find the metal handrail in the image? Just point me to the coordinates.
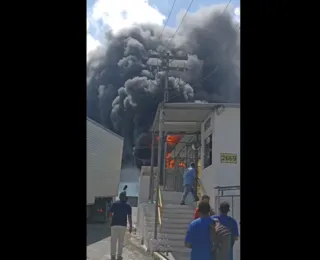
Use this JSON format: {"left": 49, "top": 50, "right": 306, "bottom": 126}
{"left": 198, "top": 177, "right": 206, "bottom": 195}
{"left": 158, "top": 188, "right": 162, "bottom": 226}
{"left": 214, "top": 185, "right": 240, "bottom": 190}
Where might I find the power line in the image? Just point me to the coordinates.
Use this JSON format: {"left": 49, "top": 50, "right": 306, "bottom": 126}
{"left": 168, "top": 0, "right": 232, "bottom": 67}
{"left": 159, "top": 0, "right": 178, "bottom": 39}
{"left": 168, "top": 0, "right": 235, "bottom": 100}
{"left": 167, "top": 65, "right": 219, "bottom": 102}
{"left": 169, "top": 0, "right": 194, "bottom": 41}
{"left": 222, "top": 0, "right": 232, "bottom": 14}
{"left": 148, "top": 0, "right": 183, "bottom": 89}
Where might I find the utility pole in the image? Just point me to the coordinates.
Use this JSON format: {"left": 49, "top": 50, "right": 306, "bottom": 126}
{"left": 149, "top": 52, "right": 189, "bottom": 187}
{"left": 148, "top": 52, "right": 189, "bottom": 102}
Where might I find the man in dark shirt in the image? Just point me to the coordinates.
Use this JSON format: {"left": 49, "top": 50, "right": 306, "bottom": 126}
{"left": 108, "top": 192, "right": 132, "bottom": 260}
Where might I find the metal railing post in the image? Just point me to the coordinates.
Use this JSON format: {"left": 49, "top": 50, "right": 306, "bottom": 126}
{"left": 149, "top": 132, "right": 155, "bottom": 201}
{"left": 154, "top": 109, "right": 164, "bottom": 240}
{"left": 163, "top": 134, "right": 167, "bottom": 188}
{"left": 194, "top": 134, "right": 199, "bottom": 197}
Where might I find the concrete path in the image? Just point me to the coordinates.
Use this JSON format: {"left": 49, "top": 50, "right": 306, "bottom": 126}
{"left": 87, "top": 224, "right": 152, "bottom": 260}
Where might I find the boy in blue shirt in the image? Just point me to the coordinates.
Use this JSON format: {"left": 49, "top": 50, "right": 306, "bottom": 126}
{"left": 185, "top": 201, "right": 214, "bottom": 260}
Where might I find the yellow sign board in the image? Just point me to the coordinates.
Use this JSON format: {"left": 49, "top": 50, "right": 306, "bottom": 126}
{"left": 220, "top": 153, "right": 237, "bottom": 164}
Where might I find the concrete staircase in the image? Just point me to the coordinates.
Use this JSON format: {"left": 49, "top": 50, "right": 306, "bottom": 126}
{"left": 159, "top": 190, "right": 196, "bottom": 260}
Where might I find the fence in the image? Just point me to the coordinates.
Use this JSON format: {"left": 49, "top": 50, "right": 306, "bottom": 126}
{"left": 163, "top": 168, "right": 184, "bottom": 192}
{"left": 214, "top": 185, "right": 240, "bottom": 220}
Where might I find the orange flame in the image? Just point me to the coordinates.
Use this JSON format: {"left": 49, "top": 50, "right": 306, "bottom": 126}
{"left": 155, "top": 135, "right": 185, "bottom": 169}
{"left": 165, "top": 152, "right": 186, "bottom": 169}
{"left": 156, "top": 135, "right": 181, "bottom": 146}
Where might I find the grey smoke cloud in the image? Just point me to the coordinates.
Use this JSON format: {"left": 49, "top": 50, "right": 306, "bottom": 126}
{"left": 87, "top": 4, "right": 240, "bottom": 166}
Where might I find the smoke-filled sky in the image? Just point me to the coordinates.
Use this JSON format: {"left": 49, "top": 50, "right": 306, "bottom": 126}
{"left": 87, "top": 0, "right": 240, "bottom": 55}
{"left": 86, "top": 0, "right": 240, "bottom": 166}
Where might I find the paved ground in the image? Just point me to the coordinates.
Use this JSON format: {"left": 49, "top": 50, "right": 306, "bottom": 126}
{"left": 87, "top": 224, "right": 152, "bottom": 260}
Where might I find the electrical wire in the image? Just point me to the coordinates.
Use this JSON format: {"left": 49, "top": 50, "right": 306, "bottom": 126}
{"left": 168, "top": 0, "right": 194, "bottom": 41}
{"left": 159, "top": 0, "right": 178, "bottom": 39}
{"left": 167, "top": 63, "right": 219, "bottom": 102}
{"left": 168, "top": 0, "right": 235, "bottom": 101}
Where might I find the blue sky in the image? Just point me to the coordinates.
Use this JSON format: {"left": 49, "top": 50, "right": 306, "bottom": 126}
{"left": 87, "top": 0, "right": 240, "bottom": 55}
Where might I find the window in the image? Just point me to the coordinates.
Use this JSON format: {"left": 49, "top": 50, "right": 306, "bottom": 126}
{"left": 204, "top": 134, "right": 212, "bottom": 168}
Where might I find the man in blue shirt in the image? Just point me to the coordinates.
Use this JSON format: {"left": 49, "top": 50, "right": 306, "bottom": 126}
{"left": 181, "top": 163, "right": 198, "bottom": 205}
{"left": 185, "top": 201, "right": 214, "bottom": 260}
{"left": 108, "top": 192, "right": 132, "bottom": 260}
{"left": 212, "top": 202, "right": 239, "bottom": 260}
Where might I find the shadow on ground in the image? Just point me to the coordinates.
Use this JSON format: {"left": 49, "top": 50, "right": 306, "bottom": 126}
{"left": 87, "top": 223, "right": 111, "bottom": 246}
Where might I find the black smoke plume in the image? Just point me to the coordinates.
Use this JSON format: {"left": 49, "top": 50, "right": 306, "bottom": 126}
{"left": 87, "top": 5, "right": 240, "bottom": 167}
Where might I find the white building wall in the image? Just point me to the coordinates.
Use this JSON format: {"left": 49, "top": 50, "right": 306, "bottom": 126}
{"left": 87, "top": 119, "right": 124, "bottom": 205}
{"left": 200, "top": 107, "right": 240, "bottom": 211}
{"left": 200, "top": 112, "right": 216, "bottom": 208}
{"left": 200, "top": 107, "right": 240, "bottom": 260}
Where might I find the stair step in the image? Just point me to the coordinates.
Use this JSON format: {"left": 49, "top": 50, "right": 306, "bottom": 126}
{"left": 162, "top": 208, "right": 194, "bottom": 214}
{"left": 146, "top": 226, "right": 160, "bottom": 232}
{"left": 158, "top": 227, "right": 188, "bottom": 234}
{"left": 162, "top": 204, "right": 195, "bottom": 210}
{"left": 161, "top": 223, "right": 189, "bottom": 229}
{"left": 161, "top": 218, "right": 192, "bottom": 224}
{"left": 158, "top": 239, "right": 184, "bottom": 247}
{"left": 162, "top": 206, "right": 195, "bottom": 212}
{"left": 157, "top": 233, "right": 185, "bottom": 240}
{"left": 162, "top": 210, "right": 194, "bottom": 216}
{"left": 145, "top": 229, "right": 188, "bottom": 236}
{"left": 161, "top": 213, "right": 195, "bottom": 219}
{"left": 145, "top": 221, "right": 190, "bottom": 227}
{"left": 171, "top": 252, "right": 190, "bottom": 260}
{"left": 169, "top": 245, "right": 191, "bottom": 253}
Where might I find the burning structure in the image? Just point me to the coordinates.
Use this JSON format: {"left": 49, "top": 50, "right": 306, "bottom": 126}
{"left": 87, "top": 5, "right": 240, "bottom": 167}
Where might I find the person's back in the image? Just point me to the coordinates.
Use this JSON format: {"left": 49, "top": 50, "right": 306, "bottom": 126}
{"left": 185, "top": 201, "right": 213, "bottom": 260}
{"left": 181, "top": 163, "right": 198, "bottom": 205}
{"left": 110, "top": 200, "right": 130, "bottom": 226}
{"left": 211, "top": 202, "right": 239, "bottom": 260}
{"left": 183, "top": 167, "right": 195, "bottom": 185}
{"left": 109, "top": 192, "right": 132, "bottom": 260}
{"left": 194, "top": 195, "right": 215, "bottom": 219}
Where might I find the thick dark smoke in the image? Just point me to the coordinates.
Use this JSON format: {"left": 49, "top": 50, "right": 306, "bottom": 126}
{"left": 87, "top": 5, "right": 240, "bottom": 167}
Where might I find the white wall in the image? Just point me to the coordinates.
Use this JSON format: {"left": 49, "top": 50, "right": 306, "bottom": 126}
{"left": 139, "top": 166, "right": 159, "bottom": 203}
{"left": 200, "top": 108, "right": 240, "bottom": 211}
{"left": 200, "top": 112, "right": 216, "bottom": 208}
{"left": 200, "top": 107, "right": 240, "bottom": 260}
{"left": 87, "top": 119, "right": 124, "bottom": 205}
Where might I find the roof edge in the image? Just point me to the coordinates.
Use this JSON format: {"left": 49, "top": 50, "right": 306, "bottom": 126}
{"left": 87, "top": 117, "right": 124, "bottom": 140}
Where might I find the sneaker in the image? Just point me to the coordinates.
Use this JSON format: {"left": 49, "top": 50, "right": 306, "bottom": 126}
{"left": 180, "top": 202, "right": 185, "bottom": 205}
{"left": 111, "top": 256, "right": 116, "bottom": 260}
{"left": 117, "top": 256, "right": 123, "bottom": 260}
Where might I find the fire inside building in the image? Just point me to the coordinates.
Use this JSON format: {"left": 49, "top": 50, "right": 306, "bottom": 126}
{"left": 133, "top": 134, "right": 186, "bottom": 169}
